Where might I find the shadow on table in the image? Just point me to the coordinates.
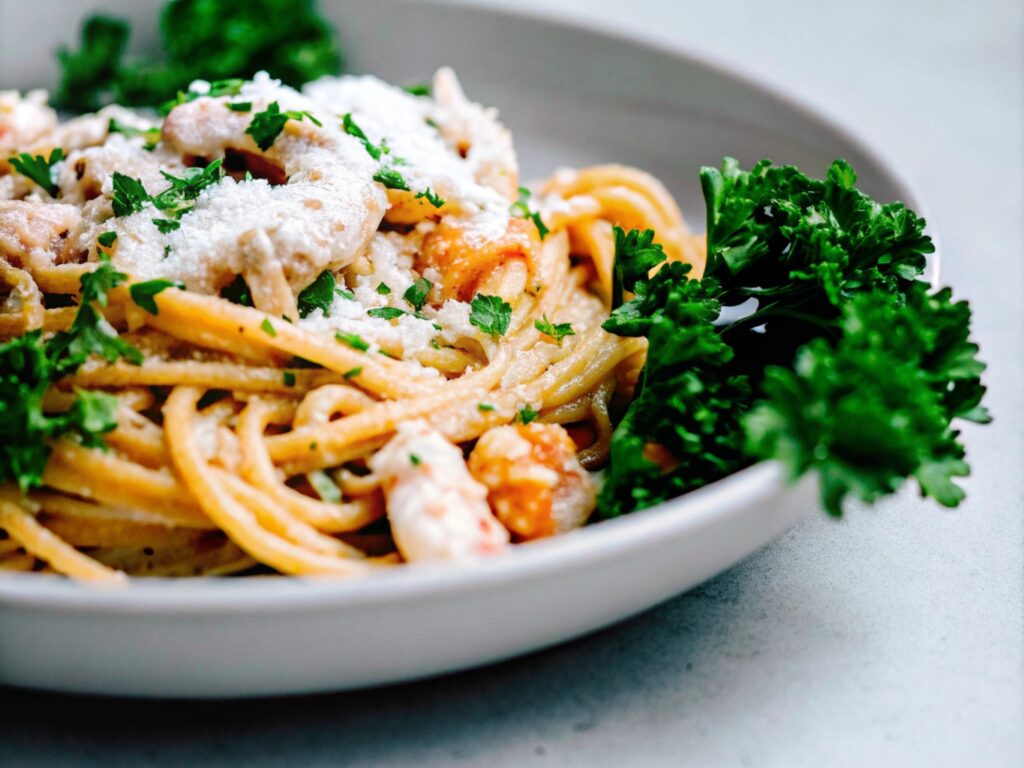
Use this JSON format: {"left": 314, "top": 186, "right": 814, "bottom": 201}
{"left": 0, "top": 537, "right": 813, "bottom": 767}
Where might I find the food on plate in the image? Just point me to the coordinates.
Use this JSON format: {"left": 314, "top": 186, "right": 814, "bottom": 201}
{"left": 0, "top": 13, "right": 987, "bottom": 581}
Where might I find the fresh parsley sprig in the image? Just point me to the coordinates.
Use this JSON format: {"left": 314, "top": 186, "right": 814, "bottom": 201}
{"left": 510, "top": 186, "right": 549, "bottom": 240}
{"left": 599, "top": 159, "right": 987, "bottom": 518}
{"left": 0, "top": 258, "right": 143, "bottom": 490}
{"left": 469, "top": 295, "right": 512, "bottom": 338}
{"left": 246, "top": 102, "right": 322, "bottom": 151}
{"left": 535, "top": 315, "right": 574, "bottom": 345}
{"left": 9, "top": 148, "right": 64, "bottom": 197}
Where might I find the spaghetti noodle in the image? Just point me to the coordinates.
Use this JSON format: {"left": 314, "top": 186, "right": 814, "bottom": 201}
{"left": 0, "top": 69, "right": 704, "bottom": 579}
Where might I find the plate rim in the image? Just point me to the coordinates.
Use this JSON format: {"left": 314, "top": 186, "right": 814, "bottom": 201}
{"left": 0, "top": 0, "right": 928, "bottom": 613}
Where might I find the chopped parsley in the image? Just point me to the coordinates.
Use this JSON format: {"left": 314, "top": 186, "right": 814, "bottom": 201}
{"left": 403, "top": 277, "right": 432, "bottom": 311}
{"left": 534, "top": 315, "right": 574, "bottom": 344}
{"left": 308, "top": 469, "right": 341, "bottom": 503}
{"left": 409, "top": 453, "right": 422, "bottom": 466}
{"left": 367, "top": 307, "right": 407, "bottom": 320}
{"left": 342, "top": 113, "right": 383, "bottom": 160}
{"left": 107, "top": 118, "right": 161, "bottom": 149}
{"left": 227, "top": 101, "right": 252, "bottom": 112}
{"left": 110, "top": 172, "right": 151, "bottom": 216}
{"left": 376, "top": 283, "right": 392, "bottom": 295}
{"left": 260, "top": 318, "right": 276, "bottom": 337}
{"left": 469, "top": 294, "right": 512, "bottom": 338}
{"left": 477, "top": 403, "right": 495, "bottom": 412}
{"left": 373, "top": 167, "right": 410, "bottom": 191}
{"left": 283, "top": 371, "right": 296, "bottom": 387}
{"left": 335, "top": 286, "right": 355, "bottom": 301}
{"left": 246, "top": 101, "right": 322, "bottom": 151}
{"left": 343, "top": 366, "right": 362, "bottom": 380}
{"left": 221, "top": 274, "right": 253, "bottom": 307}
{"left": 335, "top": 332, "right": 370, "bottom": 351}
{"left": 152, "top": 218, "right": 180, "bottom": 233}
{"left": 415, "top": 187, "right": 445, "bottom": 208}
{"left": 8, "top": 148, "right": 63, "bottom": 197}
{"left": 516, "top": 405, "right": 539, "bottom": 425}
{"left": 97, "top": 231, "right": 118, "bottom": 249}
{"left": 297, "top": 271, "right": 337, "bottom": 318}
{"left": 402, "top": 83, "right": 431, "bottom": 97}
{"left": 510, "top": 186, "right": 549, "bottom": 240}
{"left": 129, "top": 279, "right": 184, "bottom": 315}
{"left": 152, "top": 159, "right": 224, "bottom": 218}
{"left": 0, "top": 258, "right": 142, "bottom": 490}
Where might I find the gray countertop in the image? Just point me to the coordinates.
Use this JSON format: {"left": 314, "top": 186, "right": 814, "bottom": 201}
{"left": 2, "top": 0, "right": 1021, "bottom": 765}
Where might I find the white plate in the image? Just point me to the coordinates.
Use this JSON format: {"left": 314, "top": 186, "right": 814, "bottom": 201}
{"left": 0, "top": 0, "right": 922, "bottom": 698}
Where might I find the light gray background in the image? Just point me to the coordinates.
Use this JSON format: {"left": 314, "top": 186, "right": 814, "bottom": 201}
{"left": 1, "top": 0, "right": 1021, "bottom": 765}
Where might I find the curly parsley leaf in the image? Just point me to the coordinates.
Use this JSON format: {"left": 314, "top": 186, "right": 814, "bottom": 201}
{"left": 8, "top": 148, "right": 64, "bottom": 197}
{"left": 246, "top": 101, "right": 322, "bottom": 151}
{"left": 297, "top": 271, "right": 337, "bottom": 318}
{"left": 373, "top": 167, "right": 410, "bottom": 191}
{"left": 152, "top": 158, "right": 224, "bottom": 217}
{"left": 403, "top": 277, "right": 432, "bottom": 312}
{"left": 55, "top": 2, "right": 341, "bottom": 111}
{"left": 0, "top": 259, "right": 142, "bottom": 490}
{"left": 111, "top": 172, "right": 152, "bottom": 217}
{"left": 469, "top": 294, "right": 512, "bottom": 338}
{"left": 130, "top": 279, "right": 184, "bottom": 315}
{"left": 415, "top": 187, "right": 445, "bottom": 208}
{"left": 534, "top": 315, "right": 574, "bottom": 345}
{"left": 510, "top": 187, "right": 549, "bottom": 240}
{"left": 600, "top": 158, "right": 985, "bottom": 519}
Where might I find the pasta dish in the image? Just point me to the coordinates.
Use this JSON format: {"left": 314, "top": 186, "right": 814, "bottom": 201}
{"left": 0, "top": 69, "right": 705, "bottom": 579}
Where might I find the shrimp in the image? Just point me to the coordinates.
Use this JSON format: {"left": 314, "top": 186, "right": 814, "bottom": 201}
{"left": 468, "top": 423, "right": 596, "bottom": 540}
{"left": 369, "top": 421, "right": 509, "bottom": 562}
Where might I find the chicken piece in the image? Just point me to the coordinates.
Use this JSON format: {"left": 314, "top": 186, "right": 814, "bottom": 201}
{"left": 468, "top": 423, "right": 596, "bottom": 540}
{"left": 0, "top": 200, "right": 82, "bottom": 270}
{"left": 369, "top": 421, "right": 509, "bottom": 562}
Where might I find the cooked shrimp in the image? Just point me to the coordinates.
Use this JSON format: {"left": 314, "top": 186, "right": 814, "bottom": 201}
{"left": 468, "top": 423, "right": 596, "bottom": 540}
{"left": 369, "top": 421, "right": 509, "bottom": 562}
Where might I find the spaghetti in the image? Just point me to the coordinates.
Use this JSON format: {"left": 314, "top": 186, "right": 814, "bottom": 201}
{"left": 0, "top": 69, "right": 704, "bottom": 579}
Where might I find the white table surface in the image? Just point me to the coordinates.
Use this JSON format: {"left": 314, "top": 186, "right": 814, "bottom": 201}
{"left": 1, "top": 0, "right": 1021, "bottom": 765}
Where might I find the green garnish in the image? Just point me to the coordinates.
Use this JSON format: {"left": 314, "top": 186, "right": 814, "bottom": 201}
{"left": 110, "top": 172, "right": 151, "bottom": 217}
{"left": 534, "top": 315, "right": 574, "bottom": 345}
{"left": 220, "top": 274, "right": 253, "bottom": 307}
{"left": 367, "top": 307, "right": 407, "bottom": 320}
{"left": 8, "top": 148, "right": 64, "bottom": 197}
{"left": 376, "top": 283, "right": 392, "bottom": 295}
{"left": 403, "top": 277, "right": 432, "bottom": 311}
{"left": 97, "top": 231, "right": 118, "bottom": 249}
{"left": 308, "top": 469, "right": 341, "bottom": 503}
{"left": 335, "top": 286, "right": 355, "bottom": 301}
{"left": 610, "top": 227, "right": 666, "bottom": 310}
{"left": 373, "top": 167, "right": 410, "bottom": 191}
{"left": 415, "top": 188, "right": 445, "bottom": 208}
{"left": 129, "top": 279, "right": 184, "bottom": 315}
{"left": 516, "top": 405, "right": 539, "bottom": 425}
{"left": 152, "top": 218, "right": 180, "bottom": 233}
{"left": 107, "top": 119, "right": 161, "bottom": 149}
{"left": 343, "top": 366, "right": 362, "bottom": 380}
{"left": 409, "top": 453, "right": 421, "bottom": 466}
{"left": 246, "top": 101, "right": 322, "bottom": 151}
{"left": 510, "top": 186, "right": 549, "bottom": 240}
{"left": 227, "top": 101, "right": 252, "bottom": 112}
{"left": 283, "top": 371, "right": 296, "bottom": 387}
{"left": 402, "top": 83, "right": 431, "bottom": 97}
{"left": 469, "top": 294, "right": 512, "bottom": 338}
{"left": 152, "top": 158, "right": 224, "bottom": 217}
{"left": 599, "top": 158, "right": 988, "bottom": 519}
{"left": 477, "top": 403, "right": 495, "bottom": 412}
{"left": 0, "top": 259, "right": 142, "bottom": 490}
{"left": 335, "top": 332, "right": 369, "bottom": 351}
{"left": 55, "top": 3, "right": 341, "bottom": 112}
{"left": 342, "top": 113, "right": 383, "bottom": 160}
{"left": 297, "top": 271, "right": 336, "bottom": 318}
{"left": 260, "top": 318, "right": 276, "bottom": 337}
